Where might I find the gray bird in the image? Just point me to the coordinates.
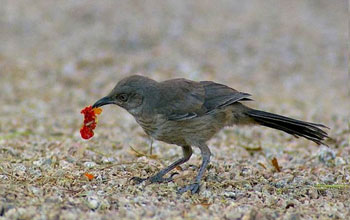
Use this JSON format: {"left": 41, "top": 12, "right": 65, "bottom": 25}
{"left": 93, "top": 75, "right": 328, "bottom": 194}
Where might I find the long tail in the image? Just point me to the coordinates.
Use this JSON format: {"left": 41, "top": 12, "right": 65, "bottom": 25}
{"left": 246, "top": 109, "right": 329, "bottom": 145}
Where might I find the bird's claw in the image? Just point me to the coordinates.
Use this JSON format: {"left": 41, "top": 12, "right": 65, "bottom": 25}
{"left": 129, "top": 176, "right": 147, "bottom": 184}
{"left": 130, "top": 172, "right": 179, "bottom": 184}
{"left": 177, "top": 182, "right": 200, "bottom": 194}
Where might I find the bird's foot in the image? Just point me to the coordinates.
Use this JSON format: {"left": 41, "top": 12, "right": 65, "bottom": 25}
{"left": 129, "top": 176, "right": 148, "bottom": 184}
{"left": 130, "top": 172, "right": 178, "bottom": 184}
{"left": 177, "top": 182, "right": 200, "bottom": 194}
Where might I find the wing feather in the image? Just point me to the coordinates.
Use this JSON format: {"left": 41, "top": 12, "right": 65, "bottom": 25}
{"left": 156, "top": 79, "right": 251, "bottom": 121}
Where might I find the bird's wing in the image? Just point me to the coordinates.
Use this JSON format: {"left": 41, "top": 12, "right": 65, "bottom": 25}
{"left": 200, "top": 81, "right": 252, "bottom": 113}
{"left": 156, "top": 79, "right": 206, "bottom": 121}
{"left": 156, "top": 79, "right": 251, "bottom": 121}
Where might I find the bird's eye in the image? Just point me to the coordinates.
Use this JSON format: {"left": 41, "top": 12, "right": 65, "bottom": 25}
{"left": 118, "top": 93, "right": 128, "bottom": 102}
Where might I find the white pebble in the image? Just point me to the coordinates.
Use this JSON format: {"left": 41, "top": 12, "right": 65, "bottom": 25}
{"left": 317, "top": 146, "right": 335, "bottom": 164}
{"left": 335, "top": 157, "right": 346, "bottom": 166}
{"left": 84, "top": 161, "right": 97, "bottom": 168}
{"left": 87, "top": 196, "right": 100, "bottom": 210}
{"left": 102, "top": 157, "right": 115, "bottom": 164}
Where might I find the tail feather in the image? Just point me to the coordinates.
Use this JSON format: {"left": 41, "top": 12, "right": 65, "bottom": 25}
{"left": 246, "top": 109, "right": 329, "bottom": 145}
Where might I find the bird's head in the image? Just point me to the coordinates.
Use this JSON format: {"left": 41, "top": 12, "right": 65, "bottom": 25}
{"left": 92, "top": 75, "right": 158, "bottom": 114}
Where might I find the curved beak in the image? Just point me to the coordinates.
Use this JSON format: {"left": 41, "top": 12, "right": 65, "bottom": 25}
{"left": 92, "top": 96, "right": 114, "bottom": 108}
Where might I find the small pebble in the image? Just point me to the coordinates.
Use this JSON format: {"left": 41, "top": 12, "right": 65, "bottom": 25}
{"left": 84, "top": 161, "right": 97, "bottom": 168}
{"left": 13, "top": 164, "right": 27, "bottom": 176}
{"left": 100, "top": 199, "right": 111, "bottom": 210}
{"left": 28, "top": 168, "right": 42, "bottom": 177}
{"left": 0, "top": 174, "right": 9, "bottom": 180}
{"left": 33, "top": 158, "right": 46, "bottom": 166}
{"left": 320, "top": 174, "right": 335, "bottom": 184}
{"left": 59, "top": 160, "right": 73, "bottom": 169}
{"left": 29, "top": 186, "right": 42, "bottom": 196}
{"left": 335, "top": 157, "right": 346, "bottom": 166}
{"left": 223, "top": 191, "right": 237, "bottom": 199}
{"left": 86, "top": 196, "right": 100, "bottom": 210}
{"left": 318, "top": 147, "right": 336, "bottom": 164}
{"left": 102, "top": 157, "right": 116, "bottom": 164}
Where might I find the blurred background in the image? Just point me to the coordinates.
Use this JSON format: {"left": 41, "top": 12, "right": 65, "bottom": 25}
{"left": 0, "top": 0, "right": 348, "bottom": 157}
{"left": 0, "top": 0, "right": 348, "bottom": 121}
{"left": 0, "top": 0, "right": 349, "bottom": 218}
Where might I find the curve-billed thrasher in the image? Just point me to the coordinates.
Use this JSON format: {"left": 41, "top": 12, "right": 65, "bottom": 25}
{"left": 93, "top": 75, "right": 328, "bottom": 194}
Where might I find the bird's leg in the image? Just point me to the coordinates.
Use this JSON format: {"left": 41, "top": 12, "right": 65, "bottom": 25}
{"left": 148, "top": 138, "right": 153, "bottom": 155}
{"left": 178, "top": 144, "right": 211, "bottom": 194}
{"left": 131, "top": 145, "right": 193, "bottom": 184}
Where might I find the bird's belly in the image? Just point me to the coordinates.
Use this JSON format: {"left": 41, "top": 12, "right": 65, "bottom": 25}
{"left": 135, "top": 110, "right": 230, "bottom": 146}
{"left": 137, "top": 120, "right": 187, "bottom": 145}
{"left": 155, "top": 114, "right": 227, "bottom": 146}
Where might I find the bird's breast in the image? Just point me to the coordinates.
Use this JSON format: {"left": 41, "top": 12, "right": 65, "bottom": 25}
{"left": 134, "top": 114, "right": 165, "bottom": 138}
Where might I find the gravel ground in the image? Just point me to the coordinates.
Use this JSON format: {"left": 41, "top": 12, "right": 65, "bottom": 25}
{"left": 0, "top": 0, "right": 349, "bottom": 219}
